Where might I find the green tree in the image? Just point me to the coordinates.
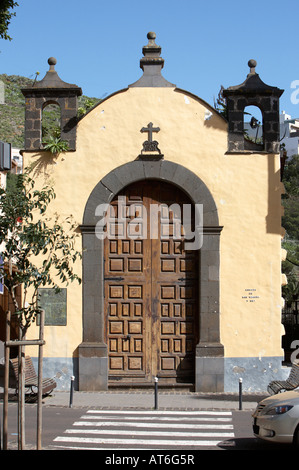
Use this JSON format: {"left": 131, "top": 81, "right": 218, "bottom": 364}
{"left": 77, "top": 96, "right": 101, "bottom": 117}
{"left": 282, "top": 154, "right": 299, "bottom": 304}
{"left": 0, "top": 1, "right": 18, "bottom": 41}
{"left": 1, "top": 169, "right": 81, "bottom": 449}
{"left": 282, "top": 240, "right": 299, "bottom": 305}
{"left": 0, "top": 170, "right": 81, "bottom": 338}
{"left": 283, "top": 154, "right": 299, "bottom": 198}
{"left": 282, "top": 154, "right": 299, "bottom": 242}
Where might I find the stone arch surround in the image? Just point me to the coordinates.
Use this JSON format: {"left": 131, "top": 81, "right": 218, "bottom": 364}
{"left": 78, "top": 160, "right": 224, "bottom": 392}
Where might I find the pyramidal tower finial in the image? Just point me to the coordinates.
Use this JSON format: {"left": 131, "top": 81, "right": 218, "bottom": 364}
{"left": 129, "top": 32, "right": 175, "bottom": 88}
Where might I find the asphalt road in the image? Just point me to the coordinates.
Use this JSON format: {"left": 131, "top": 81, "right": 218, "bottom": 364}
{"left": 0, "top": 404, "right": 294, "bottom": 451}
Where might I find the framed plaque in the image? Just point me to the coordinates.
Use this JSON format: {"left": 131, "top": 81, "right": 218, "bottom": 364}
{"left": 37, "top": 288, "right": 67, "bottom": 326}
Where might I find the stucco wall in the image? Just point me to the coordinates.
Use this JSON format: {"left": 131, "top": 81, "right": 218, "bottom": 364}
{"left": 22, "top": 86, "right": 284, "bottom": 389}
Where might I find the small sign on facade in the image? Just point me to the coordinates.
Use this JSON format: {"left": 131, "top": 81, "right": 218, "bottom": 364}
{"left": 37, "top": 288, "right": 67, "bottom": 325}
{"left": 242, "top": 288, "right": 260, "bottom": 303}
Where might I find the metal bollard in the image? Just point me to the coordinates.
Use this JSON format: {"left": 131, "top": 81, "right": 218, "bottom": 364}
{"left": 69, "top": 376, "right": 75, "bottom": 408}
{"left": 239, "top": 378, "right": 243, "bottom": 410}
{"left": 154, "top": 376, "right": 158, "bottom": 410}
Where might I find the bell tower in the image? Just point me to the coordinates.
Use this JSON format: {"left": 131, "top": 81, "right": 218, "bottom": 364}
{"left": 22, "top": 57, "right": 82, "bottom": 151}
{"left": 223, "top": 60, "right": 283, "bottom": 153}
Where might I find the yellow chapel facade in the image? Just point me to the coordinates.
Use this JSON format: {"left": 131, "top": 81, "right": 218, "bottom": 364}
{"left": 21, "top": 33, "right": 287, "bottom": 392}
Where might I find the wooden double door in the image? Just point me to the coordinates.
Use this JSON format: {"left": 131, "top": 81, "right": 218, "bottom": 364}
{"left": 104, "top": 180, "right": 199, "bottom": 386}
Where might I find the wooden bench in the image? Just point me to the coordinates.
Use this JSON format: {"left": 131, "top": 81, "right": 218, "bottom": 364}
{"left": 267, "top": 362, "right": 299, "bottom": 395}
{"left": 10, "top": 356, "right": 57, "bottom": 396}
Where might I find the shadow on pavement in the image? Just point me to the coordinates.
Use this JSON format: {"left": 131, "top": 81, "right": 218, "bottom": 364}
{"left": 189, "top": 393, "right": 269, "bottom": 402}
{"left": 218, "top": 437, "right": 296, "bottom": 450}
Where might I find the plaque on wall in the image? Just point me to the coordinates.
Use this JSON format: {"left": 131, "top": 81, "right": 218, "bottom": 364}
{"left": 37, "top": 288, "right": 67, "bottom": 326}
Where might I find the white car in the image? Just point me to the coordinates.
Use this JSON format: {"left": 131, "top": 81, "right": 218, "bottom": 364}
{"left": 253, "top": 390, "right": 299, "bottom": 446}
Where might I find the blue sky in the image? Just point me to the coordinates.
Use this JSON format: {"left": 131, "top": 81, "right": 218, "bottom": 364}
{"left": 1, "top": 0, "right": 299, "bottom": 117}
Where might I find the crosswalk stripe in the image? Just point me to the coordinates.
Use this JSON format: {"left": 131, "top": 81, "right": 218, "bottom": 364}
{"left": 54, "top": 436, "right": 225, "bottom": 447}
{"left": 80, "top": 415, "right": 232, "bottom": 422}
{"left": 52, "top": 409, "right": 235, "bottom": 449}
{"left": 86, "top": 410, "right": 232, "bottom": 415}
{"left": 65, "top": 428, "right": 235, "bottom": 437}
{"left": 73, "top": 421, "right": 233, "bottom": 429}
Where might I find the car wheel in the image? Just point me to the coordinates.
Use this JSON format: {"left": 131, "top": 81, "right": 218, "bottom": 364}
{"left": 293, "top": 426, "right": 299, "bottom": 447}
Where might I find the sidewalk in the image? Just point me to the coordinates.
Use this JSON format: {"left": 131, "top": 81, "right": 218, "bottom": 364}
{"left": 43, "top": 389, "right": 267, "bottom": 411}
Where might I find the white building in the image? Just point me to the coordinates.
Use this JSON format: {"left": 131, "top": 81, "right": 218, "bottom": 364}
{"left": 280, "top": 111, "right": 299, "bottom": 157}
{"left": 11, "top": 148, "right": 23, "bottom": 174}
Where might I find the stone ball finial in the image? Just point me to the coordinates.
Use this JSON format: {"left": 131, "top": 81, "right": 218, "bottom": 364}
{"left": 147, "top": 32, "right": 156, "bottom": 40}
{"left": 48, "top": 57, "right": 57, "bottom": 67}
{"left": 248, "top": 59, "right": 257, "bottom": 72}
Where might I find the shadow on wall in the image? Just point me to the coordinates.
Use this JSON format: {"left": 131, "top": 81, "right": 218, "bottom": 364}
{"left": 266, "top": 154, "right": 284, "bottom": 235}
{"left": 24, "top": 152, "right": 61, "bottom": 178}
{"left": 175, "top": 88, "right": 228, "bottom": 133}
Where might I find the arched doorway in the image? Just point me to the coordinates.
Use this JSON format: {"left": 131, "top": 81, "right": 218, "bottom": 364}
{"left": 104, "top": 180, "right": 199, "bottom": 386}
{"left": 79, "top": 160, "right": 224, "bottom": 392}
